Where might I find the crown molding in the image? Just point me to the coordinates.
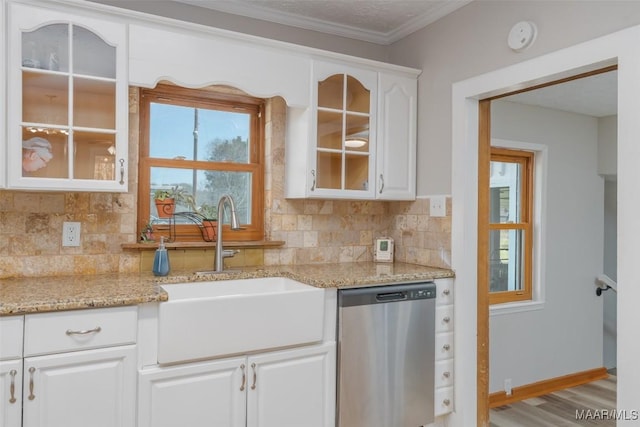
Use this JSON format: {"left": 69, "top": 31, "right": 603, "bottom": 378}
{"left": 175, "top": 0, "right": 471, "bottom": 45}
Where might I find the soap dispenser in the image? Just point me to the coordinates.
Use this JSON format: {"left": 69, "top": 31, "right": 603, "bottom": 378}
{"left": 153, "top": 236, "right": 170, "bottom": 276}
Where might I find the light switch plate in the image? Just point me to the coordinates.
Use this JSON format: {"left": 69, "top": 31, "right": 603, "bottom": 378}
{"left": 430, "top": 196, "right": 446, "bottom": 217}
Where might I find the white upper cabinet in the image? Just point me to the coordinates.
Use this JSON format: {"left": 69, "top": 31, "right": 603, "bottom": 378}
{"left": 6, "top": 2, "right": 128, "bottom": 192}
{"left": 376, "top": 72, "right": 417, "bottom": 200}
{"left": 286, "top": 60, "right": 419, "bottom": 200}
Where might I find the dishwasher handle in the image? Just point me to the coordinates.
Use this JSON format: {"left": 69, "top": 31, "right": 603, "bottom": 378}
{"left": 376, "top": 291, "right": 407, "bottom": 302}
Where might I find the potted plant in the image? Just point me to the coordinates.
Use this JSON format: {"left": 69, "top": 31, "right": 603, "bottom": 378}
{"left": 140, "top": 221, "right": 155, "bottom": 242}
{"left": 153, "top": 186, "right": 194, "bottom": 218}
{"left": 188, "top": 201, "right": 218, "bottom": 241}
{"left": 153, "top": 189, "right": 175, "bottom": 218}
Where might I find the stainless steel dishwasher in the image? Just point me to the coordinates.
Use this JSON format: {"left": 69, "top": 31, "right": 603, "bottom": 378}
{"left": 337, "top": 282, "right": 436, "bottom": 427}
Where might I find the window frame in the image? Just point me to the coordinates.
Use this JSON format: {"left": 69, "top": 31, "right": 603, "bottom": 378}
{"left": 488, "top": 147, "right": 534, "bottom": 305}
{"left": 137, "top": 84, "right": 265, "bottom": 242}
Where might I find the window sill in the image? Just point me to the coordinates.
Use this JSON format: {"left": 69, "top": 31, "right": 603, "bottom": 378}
{"left": 490, "top": 299, "right": 545, "bottom": 316}
{"left": 121, "top": 240, "right": 285, "bottom": 250}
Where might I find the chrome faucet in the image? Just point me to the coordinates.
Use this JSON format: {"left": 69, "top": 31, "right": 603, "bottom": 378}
{"left": 214, "top": 194, "right": 243, "bottom": 272}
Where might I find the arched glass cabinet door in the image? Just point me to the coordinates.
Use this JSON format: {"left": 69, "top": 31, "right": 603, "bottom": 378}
{"left": 316, "top": 73, "right": 372, "bottom": 192}
{"left": 8, "top": 3, "right": 127, "bottom": 191}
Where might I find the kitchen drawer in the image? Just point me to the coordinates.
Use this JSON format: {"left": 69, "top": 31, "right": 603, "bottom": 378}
{"left": 0, "top": 316, "right": 24, "bottom": 360}
{"left": 434, "top": 386, "right": 453, "bottom": 416}
{"left": 436, "top": 278, "right": 453, "bottom": 306}
{"left": 435, "top": 359, "right": 453, "bottom": 388}
{"left": 435, "top": 332, "right": 453, "bottom": 361}
{"left": 435, "top": 305, "right": 453, "bottom": 333}
{"left": 24, "top": 306, "right": 137, "bottom": 356}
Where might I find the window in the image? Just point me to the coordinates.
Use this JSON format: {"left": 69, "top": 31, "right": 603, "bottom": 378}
{"left": 489, "top": 147, "right": 533, "bottom": 304}
{"left": 138, "top": 85, "right": 264, "bottom": 241}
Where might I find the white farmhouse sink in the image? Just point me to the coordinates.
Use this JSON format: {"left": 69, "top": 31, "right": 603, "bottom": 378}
{"left": 157, "top": 277, "right": 325, "bottom": 364}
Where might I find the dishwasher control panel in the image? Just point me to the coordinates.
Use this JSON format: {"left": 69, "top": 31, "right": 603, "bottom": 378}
{"left": 339, "top": 282, "right": 436, "bottom": 307}
{"left": 411, "top": 288, "right": 436, "bottom": 299}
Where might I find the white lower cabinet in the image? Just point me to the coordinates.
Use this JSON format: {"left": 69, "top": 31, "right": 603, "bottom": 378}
{"left": 22, "top": 346, "right": 136, "bottom": 427}
{"left": 139, "top": 342, "right": 336, "bottom": 427}
{"left": 246, "top": 343, "right": 335, "bottom": 427}
{"left": 0, "top": 316, "right": 23, "bottom": 427}
{"left": 13, "top": 307, "right": 139, "bottom": 427}
{"left": 0, "top": 359, "right": 22, "bottom": 427}
{"left": 139, "top": 356, "right": 246, "bottom": 427}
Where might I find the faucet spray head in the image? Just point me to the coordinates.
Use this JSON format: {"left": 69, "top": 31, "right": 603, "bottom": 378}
{"left": 229, "top": 207, "right": 241, "bottom": 230}
{"left": 219, "top": 194, "right": 243, "bottom": 230}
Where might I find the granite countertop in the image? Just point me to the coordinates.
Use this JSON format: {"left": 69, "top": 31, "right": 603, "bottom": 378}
{"left": 0, "top": 262, "right": 454, "bottom": 316}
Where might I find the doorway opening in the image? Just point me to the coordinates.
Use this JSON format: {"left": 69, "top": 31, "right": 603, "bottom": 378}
{"left": 476, "top": 66, "right": 618, "bottom": 425}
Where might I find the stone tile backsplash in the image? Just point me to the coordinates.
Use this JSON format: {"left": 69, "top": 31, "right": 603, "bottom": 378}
{"left": 0, "top": 191, "right": 139, "bottom": 278}
{"left": 0, "top": 90, "right": 451, "bottom": 278}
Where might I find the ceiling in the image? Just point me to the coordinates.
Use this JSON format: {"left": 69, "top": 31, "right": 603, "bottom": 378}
{"left": 505, "top": 70, "right": 618, "bottom": 118}
{"left": 174, "top": 0, "right": 472, "bottom": 45}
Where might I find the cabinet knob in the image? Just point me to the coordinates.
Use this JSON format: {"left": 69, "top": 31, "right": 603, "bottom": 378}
{"left": 442, "top": 289, "right": 451, "bottom": 296}
{"left": 443, "top": 371, "right": 451, "bottom": 378}
{"left": 442, "top": 316, "right": 451, "bottom": 323}
{"left": 442, "top": 344, "right": 451, "bottom": 351}
{"left": 443, "top": 398, "right": 451, "bottom": 406}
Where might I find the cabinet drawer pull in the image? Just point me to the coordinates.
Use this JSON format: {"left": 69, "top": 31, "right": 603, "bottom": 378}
{"left": 9, "top": 370, "right": 17, "bottom": 404}
{"left": 28, "top": 367, "right": 36, "bottom": 401}
{"left": 443, "top": 371, "right": 451, "bottom": 378}
{"left": 443, "top": 398, "right": 451, "bottom": 406}
{"left": 442, "top": 289, "right": 450, "bottom": 296}
{"left": 240, "top": 364, "right": 246, "bottom": 391}
{"left": 310, "top": 170, "right": 316, "bottom": 191}
{"left": 250, "top": 363, "right": 257, "bottom": 390}
{"left": 442, "top": 344, "right": 451, "bottom": 351}
{"left": 119, "top": 158, "right": 125, "bottom": 185}
{"left": 66, "top": 326, "right": 102, "bottom": 336}
{"left": 379, "top": 174, "right": 384, "bottom": 193}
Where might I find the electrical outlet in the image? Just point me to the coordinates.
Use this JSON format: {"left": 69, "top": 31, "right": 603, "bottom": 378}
{"left": 62, "top": 222, "right": 81, "bottom": 247}
{"left": 504, "top": 378, "right": 512, "bottom": 396}
{"left": 430, "top": 195, "right": 446, "bottom": 217}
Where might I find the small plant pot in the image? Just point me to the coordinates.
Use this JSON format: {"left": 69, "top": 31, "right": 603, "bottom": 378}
{"left": 201, "top": 219, "right": 217, "bottom": 242}
{"left": 155, "top": 198, "right": 176, "bottom": 218}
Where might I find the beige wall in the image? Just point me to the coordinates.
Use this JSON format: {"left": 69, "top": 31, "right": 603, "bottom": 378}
{"left": 0, "top": 90, "right": 451, "bottom": 279}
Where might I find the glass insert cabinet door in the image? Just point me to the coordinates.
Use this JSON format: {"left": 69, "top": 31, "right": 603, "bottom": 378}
{"left": 7, "top": 4, "right": 127, "bottom": 191}
{"left": 314, "top": 69, "right": 376, "bottom": 195}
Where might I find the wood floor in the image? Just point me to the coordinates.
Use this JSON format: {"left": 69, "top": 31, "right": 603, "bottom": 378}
{"left": 490, "top": 375, "right": 617, "bottom": 426}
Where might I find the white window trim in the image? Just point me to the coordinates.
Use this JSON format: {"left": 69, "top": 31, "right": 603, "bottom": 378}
{"left": 490, "top": 138, "right": 548, "bottom": 316}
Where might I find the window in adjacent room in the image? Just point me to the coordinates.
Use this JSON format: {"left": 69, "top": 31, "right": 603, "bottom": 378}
{"left": 138, "top": 84, "right": 265, "bottom": 242}
{"left": 488, "top": 147, "right": 534, "bottom": 304}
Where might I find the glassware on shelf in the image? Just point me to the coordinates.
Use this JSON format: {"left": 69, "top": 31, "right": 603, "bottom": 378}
{"left": 22, "top": 137, "right": 53, "bottom": 172}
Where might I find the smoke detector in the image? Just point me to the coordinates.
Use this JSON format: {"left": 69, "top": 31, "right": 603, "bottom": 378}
{"left": 508, "top": 21, "right": 537, "bottom": 52}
